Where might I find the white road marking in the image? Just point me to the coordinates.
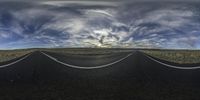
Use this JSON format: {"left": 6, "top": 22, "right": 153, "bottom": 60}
{"left": 41, "top": 51, "right": 133, "bottom": 70}
{"left": 144, "top": 53, "right": 200, "bottom": 70}
{"left": 0, "top": 54, "right": 31, "bottom": 68}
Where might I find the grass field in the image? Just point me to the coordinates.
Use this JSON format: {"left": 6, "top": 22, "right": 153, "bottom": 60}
{"left": 44, "top": 48, "right": 133, "bottom": 55}
{"left": 0, "top": 49, "right": 33, "bottom": 63}
{"left": 46, "top": 48, "right": 200, "bottom": 64}
{"left": 0, "top": 48, "right": 133, "bottom": 63}
{"left": 142, "top": 49, "right": 200, "bottom": 64}
{"left": 1, "top": 48, "right": 200, "bottom": 64}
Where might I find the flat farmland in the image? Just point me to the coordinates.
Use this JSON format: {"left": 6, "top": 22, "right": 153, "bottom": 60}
{"left": 142, "top": 49, "right": 200, "bottom": 64}
{"left": 43, "top": 48, "right": 134, "bottom": 55}
{"left": 0, "top": 49, "right": 33, "bottom": 63}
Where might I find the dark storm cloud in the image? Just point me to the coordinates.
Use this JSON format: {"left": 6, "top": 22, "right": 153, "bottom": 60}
{"left": 0, "top": 1, "right": 200, "bottom": 49}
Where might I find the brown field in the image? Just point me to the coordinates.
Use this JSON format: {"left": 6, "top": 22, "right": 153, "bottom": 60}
{"left": 1, "top": 48, "right": 200, "bottom": 64}
{"left": 44, "top": 48, "right": 133, "bottom": 55}
{"left": 142, "top": 49, "right": 200, "bottom": 64}
{"left": 0, "top": 49, "right": 33, "bottom": 63}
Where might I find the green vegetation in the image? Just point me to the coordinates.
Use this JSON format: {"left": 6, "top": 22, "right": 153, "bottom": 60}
{"left": 142, "top": 50, "right": 200, "bottom": 64}
{"left": 0, "top": 49, "right": 33, "bottom": 63}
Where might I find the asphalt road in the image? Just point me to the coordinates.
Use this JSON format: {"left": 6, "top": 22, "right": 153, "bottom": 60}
{"left": 0, "top": 51, "right": 200, "bottom": 100}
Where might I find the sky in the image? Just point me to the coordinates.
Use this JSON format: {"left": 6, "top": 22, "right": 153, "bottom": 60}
{"left": 0, "top": 0, "right": 200, "bottom": 49}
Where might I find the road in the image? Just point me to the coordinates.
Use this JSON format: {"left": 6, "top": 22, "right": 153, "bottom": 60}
{"left": 0, "top": 51, "right": 200, "bottom": 100}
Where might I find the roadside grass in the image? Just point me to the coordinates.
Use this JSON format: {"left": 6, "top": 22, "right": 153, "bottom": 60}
{"left": 142, "top": 50, "right": 200, "bottom": 64}
{"left": 0, "top": 48, "right": 133, "bottom": 63}
{"left": 2, "top": 48, "right": 199, "bottom": 64}
{"left": 44, "top": 48, "right": 133, "bottom": 55}
{"left": 0, "top": 49, "right": 33, "bottom": 63}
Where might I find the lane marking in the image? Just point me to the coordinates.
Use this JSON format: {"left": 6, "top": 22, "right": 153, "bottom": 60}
{"left": 0, "top": 54, "right": 31, "bottom": 68}
{"left": 41, "top": 51, "right": 133, "bottom": 70}
{"left": 144, "top": 53, "right": 200, "bottom": 70}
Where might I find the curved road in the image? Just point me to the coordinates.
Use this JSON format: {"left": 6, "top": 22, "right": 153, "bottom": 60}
{"left": 0, "top": 51, "right": 200, "bottom": 100}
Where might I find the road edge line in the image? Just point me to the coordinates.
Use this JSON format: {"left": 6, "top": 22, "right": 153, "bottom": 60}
{"left": 143, "top": 53, "right": 200, "bottom": 70}
{"left": 0, "top": 53, "right": 32, "bottom": 68}
{"left": 41, "top": 51, "right": 133, "bottom": 70}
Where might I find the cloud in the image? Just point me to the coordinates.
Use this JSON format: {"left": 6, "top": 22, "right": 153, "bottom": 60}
{"left": 0, "top": 1, "right": 200, "bottom": 49}
{"left": 119, "top": 2, "right": 200, "bottom": 49}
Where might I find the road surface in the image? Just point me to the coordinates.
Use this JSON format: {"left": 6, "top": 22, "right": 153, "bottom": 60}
{"left": 0, "top": 51, "right": 200, "bottom": 100}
